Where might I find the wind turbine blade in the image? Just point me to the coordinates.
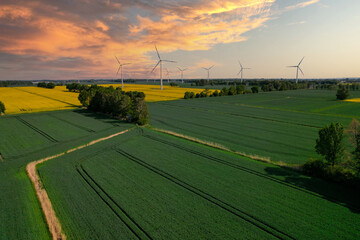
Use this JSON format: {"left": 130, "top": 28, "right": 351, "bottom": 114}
{"left": 298, "top": 56, "right": 305, "bottom": 66}
{"left": 115, "top": 56, "right": 120, "bottom": 64}
{"left": 287, "top": 66, "right": 297, "bottom": 68}
{"left": 237, "top": 70, "right": 242, "bottom": 75}
{"left": 298, "top": 67, "right": 304, "bottom": 76}
{"left": 209, "top": 65, "right": 214, "bottom": 70}
{"left": 155, "top": 45, "right": 161, "bottom": 60}
{"left": 116, "top": 66, "right": 121, "bottom": 76}
{"left": 151, "top": 61, "right": 160, "bottom": 73}
{"left": 183, "top": 68, "right": 188, "bottom": 71}
{"left": 202, "top": 67, "right": 208, "bottom": 70}
{"left": 162, "top": 60, "right": 176, "bottom": 63}
{"left": 177, "top": 67, "right": 182, "bottom": 71}
{"left": 238, "top": 60, "right": 241, "bottom": 67}
{"left": 122, "top": 63, "right": 131, "bottom": 66}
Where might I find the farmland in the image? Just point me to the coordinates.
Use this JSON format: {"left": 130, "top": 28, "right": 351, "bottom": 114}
{"left": 37, "top": 128, "right": 360, "bottom": 239}
{"left": 0, "top": 84, "right": 209, "bottom": 114}
{"left": 148, "top": 90, "right": 360, "bottom": 164}
{"left": 1, "top": 87, "right": 360, "bottom": 239}
{"left": 0, "top": 110, "right": 133, "bottom": 240}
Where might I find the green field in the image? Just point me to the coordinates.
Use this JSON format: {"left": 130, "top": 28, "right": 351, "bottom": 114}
{"left": 148, "top": 90, "right": 360, "bottom": 164}
{"left": 37, "top": 128, "right": 360, "bottom": 239}
{"left": 0, "top": 110, "right": 133, "bottom": 240}
{"left": 1, "top": 89, "right": 360, "bottom": 239}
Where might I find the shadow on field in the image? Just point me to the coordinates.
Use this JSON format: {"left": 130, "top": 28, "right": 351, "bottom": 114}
{"left": 264, "top": 167, "right": 360, "bottom": 214}
{"left": 73, "top": 109, "right": 127, "bottom": 125}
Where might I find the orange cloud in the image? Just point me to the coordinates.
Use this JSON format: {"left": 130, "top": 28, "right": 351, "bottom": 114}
{"left": 0, "top": 0, "right": 317, "bottom": 80}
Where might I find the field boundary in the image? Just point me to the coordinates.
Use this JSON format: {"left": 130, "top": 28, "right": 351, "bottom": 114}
{"left": 149, "top": 127, "right": 290, "bottom": 166}
{"left": 26, "top": 128, "right": 133, "bottom": 240}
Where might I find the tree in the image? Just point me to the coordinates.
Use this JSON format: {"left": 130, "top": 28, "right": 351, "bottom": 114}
{"left": 184, "top": 91, "right": 192, "bottom": 99}
{"left": 228, "top": 86, "right": 237, "bottom": 95}
{"left": 133, "top": 98, "right": 149, "bottom": 125}
{"left": 236, "top": 85, "right": 245, "bottom": 94}
{"left": 0, "top": 101, "right": 5, "bottom": 114}
{"left": 336, "top": 88, "right": 350, "bottom": 100}
{"left": 251, "top": 86, "right": 259, "bottom": 93}
{"left": 212, "top": 90, "right": 219, "bottom": 97}
{"left": 347, "top": 119, "right": 360, "bottom": 173}
{"left": 315, "top": 123, "right": 344, "bottom": 166}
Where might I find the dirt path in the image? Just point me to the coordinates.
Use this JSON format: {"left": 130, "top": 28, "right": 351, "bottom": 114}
{"left": 26, "top": 128, "right": 132, "bottom": 240}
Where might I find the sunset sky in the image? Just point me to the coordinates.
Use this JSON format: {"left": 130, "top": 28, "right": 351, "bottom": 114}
{"left": 0, "top": 0, "right": 359, "bottom": 80}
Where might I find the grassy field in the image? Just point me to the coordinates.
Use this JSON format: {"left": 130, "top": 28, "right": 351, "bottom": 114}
{"left": 0, "top": 84, "right": 210, "bottom": 114}
{"left": 0, "top": 110, "right": 133, "bottom": 240}
{"left": 2, "top": 88, "right": 360, "bottom": 239}
{"left": 148, "top": 90, "right": 360, "bottom": 164}
{"left": 38, "top": 128, "right": 360, "bottom": 239}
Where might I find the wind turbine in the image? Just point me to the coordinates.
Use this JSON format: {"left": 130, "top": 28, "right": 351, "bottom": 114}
{"left": 115, "top": 56, "right": 130, "bottom": 88}
{"left": 151, "top": 45, "right": 176, "bottom": 90}
{"left": 237, "top": 61, "right": 251, "bottom": 84}
{"left": 287, "top": 57, "right": 305, "bottom": 83}
{"left": 202, "top": 65, "right": 214, "bottom": 81}
{"left": 177, "top": 67, "right": 187, "bottom": 84}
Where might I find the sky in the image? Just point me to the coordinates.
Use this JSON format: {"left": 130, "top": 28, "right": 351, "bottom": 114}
{"left": 0, "top": 0, "right": 359, "bottom": 80}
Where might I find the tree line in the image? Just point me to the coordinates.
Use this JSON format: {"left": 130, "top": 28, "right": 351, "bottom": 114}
{"left": 184, "top": 85, "right": 259, "bottom": 99}
{"left": 78, "top": 85, "right": 149, "bottom": 125}
{"left": 0, "top": 81, "right": 33, "bottom": 87}
{"left": 305, "top": 120, "right": 360, "bottom": 188}
{"left": 37, "top": 82, "right": 56, "bottom": 89}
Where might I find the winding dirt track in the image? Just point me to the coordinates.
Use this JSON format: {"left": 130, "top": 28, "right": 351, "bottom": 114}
{"left": 26, "top": 129, "right": 131, "bottom": 240}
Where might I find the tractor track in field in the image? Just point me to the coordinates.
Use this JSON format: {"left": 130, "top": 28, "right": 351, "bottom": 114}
{"left": 143, "top": 133, "right": 360, "bottom": 213}
{"left": 15, "top": 116, "right": 58, "bottom": 143}
{"left": 14, "top": 88, "right": 79, "bottom": 107}
{"left": 48, "top": 114, "right": 95, "bottom": 133}
{"left": 115, "top": 148, "right": 294, "bottom": 240}
{"left": 76, "top": 165, "right": 152, "bottom": 240}
{"left": 26, "top": 128, "right": 133, "bottom": 240}
{"left": 156, "top": 102, "right": 321, "bottom": 129}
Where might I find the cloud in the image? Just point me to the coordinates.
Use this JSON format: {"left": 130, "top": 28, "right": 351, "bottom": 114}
{"left": 288, "top": 20, "right": 306, "bottom": 26}
{"left": 285, "top": 0, "right": 320, "bottom": 11}
{"left": 0, "top": 0, "right": 317, "bottom": 80}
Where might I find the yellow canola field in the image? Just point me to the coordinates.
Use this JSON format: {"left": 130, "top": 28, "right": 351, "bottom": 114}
{"left": 101, "top": 84, "right": 209, "bottom": 102}
{"left": 0, "top": 86, "right": 80, "bottom": 114}
{"left": 344, "top": 98, "right": 360, "bottom": 103}
{"left": 0, "top": 84, "right": 210, "bottom": 115}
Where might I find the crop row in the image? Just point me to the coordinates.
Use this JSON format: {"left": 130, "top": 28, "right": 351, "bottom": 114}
{"left": 76, "top": 164, "right": 151, "bottom": 240}
{"left": 115, "top": 148, "right": 293, "bottom": 240}
{"left": 15, "top": 116, "right": 58, "bottom": 143}
{"left": 143, "top": 133, "right": 359, "bottom": 212}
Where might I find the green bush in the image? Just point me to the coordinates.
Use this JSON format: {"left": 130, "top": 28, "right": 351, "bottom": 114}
{"left": 302, "top": 159, "right": 327, "bottom": 177}
{"left": 0, "top": 101, "right": 5, "bottom": 114}
{"left": 251, "top": 86, "right": 259, "bottom": 93}
{"left": 336, "top": 88, "right": 350, "bottom": 100}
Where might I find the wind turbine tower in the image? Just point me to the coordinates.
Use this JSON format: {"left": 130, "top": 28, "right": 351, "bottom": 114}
{"left": 202, "top": 65, "right": 214, "bottom": 81}
{"left": 237, "top": 61, "right": 251, "bottom": 83}
{"left": 115, "top": 56, "right": 130, "bottom": 88}
{"left": 151, "top": 45, "right": 176, "bottom": 90}
{"left": 287, "top": 57, "right": 305, "bottom": 83}
{"left": 177, "top": 67, "right": 187, "bottom": 84}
